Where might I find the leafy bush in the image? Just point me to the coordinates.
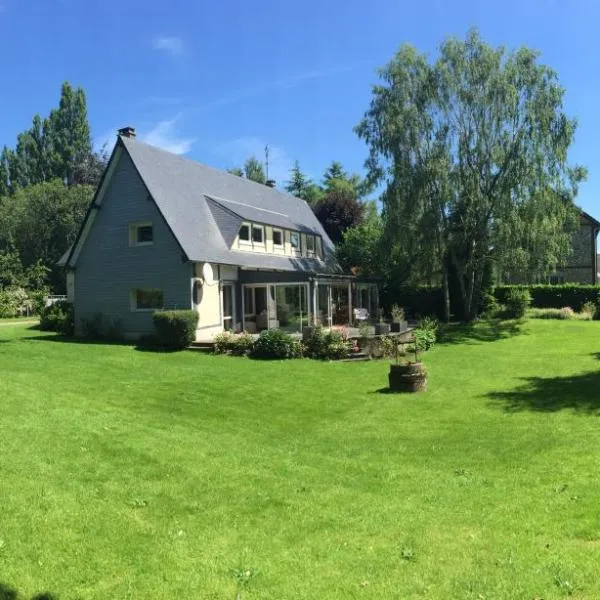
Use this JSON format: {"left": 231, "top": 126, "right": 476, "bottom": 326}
{"left": 581, "top": 301, "right": 597, "bottom": 319}
{"left": 153, "top": 310, "right": 199, "bottom": 349}
{"left": 303, "top": 326, "right": 352, "bottom": 360}
{"left": 384, "top": 285, "right": 445, "bottom": 320}
{"left": 40, "top": 300, "right": 74, "bottom": 335}
{"left": 251, "top": 329, "right": 302, "bottom": 359}
{"left": 413, "top": 316, "right": 439, "bottom": 351}
{"left": 481, "top": 292, "right": 500, "bottom": 318}
{"left": 494, "top": 285, "right": 600, "bottom": 312}
{"left": 504, "top": 288, "right": 531, "bottom": 319}
{"left": 214, "top": 331, "right": 254, "bottom": 356}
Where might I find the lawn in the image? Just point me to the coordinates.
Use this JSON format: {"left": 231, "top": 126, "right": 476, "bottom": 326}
{"left": 2, "top": 320, "right": 600, "bottom": 599}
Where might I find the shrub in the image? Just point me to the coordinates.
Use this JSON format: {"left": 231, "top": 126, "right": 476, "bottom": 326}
{"left": 81, "top": 312, "right": 104, "bottom": 339}
{"left": 558, "top": 306, "right": 576, "bottom": 320}
{"left": 494, "top": 285, "right": 600, "bottom": 312}
{"left": 214, "top": 331, "right": 254, "bottom": 356}
{"left": 153, "top": 310, "right": 199, "bottom": 350}
{"left": 481, "top": 292, "right": 500, "bottom": 318}
{"left": 504, "top": 288, "right": 531, "bottom": 319}
{"left": 303, "top": 326, "right": 352, "bottom": 360}
{"left": 581, "top": 301, "right": 597, "bottom": 319}
{"left": 391, "top": 304, "right": 405, "bottom": 323}
{"left": 40, "top": 301, "right": 74, "bottom": 335}
{"left": 413, "top": 316, "right": 438, "bottom": 351}
{"left": 251, "top": 329, "right": 302, "bottom": 359}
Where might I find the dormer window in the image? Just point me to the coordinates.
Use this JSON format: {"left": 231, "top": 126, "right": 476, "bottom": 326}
{"left": 252, "top": 224, "right": 264, "bottom": 244}
{"left": 290, "top": 232, "right": 300, "bottom": 251}
{"left": 272, "top": 229, "right": 283, "bottom": 246}
{"left": 129, "top": 222, "right": 154, "bottom": 246}
{"left": 239, "top": 223, "right": 250, "bottom": 242}
{"left": 306, "top": 234, "right": 315, "bottom": 257}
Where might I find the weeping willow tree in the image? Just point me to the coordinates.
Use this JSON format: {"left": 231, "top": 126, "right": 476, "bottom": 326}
{"left": 356, "top": 29, "right": 585, "bottom": 321}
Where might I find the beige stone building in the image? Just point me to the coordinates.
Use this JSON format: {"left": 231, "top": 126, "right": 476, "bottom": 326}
{"left": 550, "top": 211, "right": 599, "bottom": 284}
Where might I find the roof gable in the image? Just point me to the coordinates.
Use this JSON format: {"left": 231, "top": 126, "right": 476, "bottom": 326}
{"left": 119, "top": 136, "right": 342, "bottom": 273}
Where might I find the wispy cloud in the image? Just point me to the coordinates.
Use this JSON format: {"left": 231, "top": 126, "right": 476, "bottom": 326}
{"left": 193, "top": 61, "right": 372, "bottom": 113}
{"left": 152, "top": 36, "right": 184, "bottom": 57}
{"left": 214, "top": 137, "right": 293, "bottom": 185}
{"left": 143, "top": 118, "right": 195, "bottom": 155}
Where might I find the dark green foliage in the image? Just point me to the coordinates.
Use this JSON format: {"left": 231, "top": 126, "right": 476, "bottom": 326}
{"left": 313, "top": 189, "right": 365, "bottom": 245}
{"left": 494, "top": 285, "right": 600, "bottom": 313}
{"left": 303, "top": 326, "right": 352, "bottom": 360}
{"left": 39, "top": 300, "right": 74, "bottom": 335}
{"left": 153, "top": 310, "right": 199, "bottom": 350}
{"left": 384, "top": 286, "right": 445, "bottom": 320}
{"left": 413, "top": 317, "right": 438, "bottom": 351}
{"left": 251, "top": 329, "right": 302, "bottom": 359}
{"left": 504, "top": 289, "right": 532, "bottom": 319}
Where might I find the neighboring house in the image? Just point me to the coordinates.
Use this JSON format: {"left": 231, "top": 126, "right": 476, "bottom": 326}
{"left": 61, "top": 127, "right": 378, "bottom": 341}
{"left": 504, "top": 210, "right": 599, "bottom": 285}
{"left": 549, "top": 211, "right": 599, "bottom": 285}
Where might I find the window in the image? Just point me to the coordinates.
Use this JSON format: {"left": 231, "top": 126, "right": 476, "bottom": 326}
{"left": 223, "top": 284, "right": 234, "bottom": 331}
{"left": 272, "top": 229, "right": 283, "bottom": 246}
{"left": 316, "top": 236, "right": 323, "bottom": 259}
{"left": 132, "top": 289, "right": 163, "bottom": 311}
{"left": 129, "top": 222, "right": 153, "bottom": 246}
{"left": 252, "top": 224, "right": 264, "bottom": 244}
{"left": 239, "top": 223, "right": 250, "bottom": 242}
{"left": 244, "top": 287, "right": 255, "bottom": 315}
{"left": 306, "top": 234, "right": 315, "bottom": 256}
{"left": 290, "top": 231, "right": 300, "bottom": 251}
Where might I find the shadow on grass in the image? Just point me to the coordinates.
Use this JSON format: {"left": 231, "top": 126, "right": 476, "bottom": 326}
{"left": 488, "top": 370, "right": 600, "bottom": 413}
{"left": 0, "top": 583, "right": 58, "bottom": 600}
{"left": 439, "top": 319, "right": 524, "bottom": 345}
{"left": 26, "top": 333, "right": 187, "bottom": 354}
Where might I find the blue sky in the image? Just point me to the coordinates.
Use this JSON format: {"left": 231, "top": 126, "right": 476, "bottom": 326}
{"left": 0, "top": 0, "right": 599, "bottom": 214}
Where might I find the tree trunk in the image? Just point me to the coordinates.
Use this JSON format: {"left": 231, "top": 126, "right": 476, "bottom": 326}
{"left": 442, "top": 265, "right": 451, "bottom": 322}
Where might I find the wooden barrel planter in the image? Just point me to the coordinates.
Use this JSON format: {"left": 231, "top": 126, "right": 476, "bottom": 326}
{"left": 388, "top": 362, "right": 427, "bottom": 393}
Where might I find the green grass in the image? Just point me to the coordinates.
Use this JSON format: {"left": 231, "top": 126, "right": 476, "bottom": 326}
{"left": 2, "top": 320, "right": 600, "bottom": 599}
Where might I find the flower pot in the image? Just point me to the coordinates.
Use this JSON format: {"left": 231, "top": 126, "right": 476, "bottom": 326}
{"left": 375, "top": 323, "right": 391, "bottom": 335}
{"left": 391, "top": 321, "right": 408, "bottom": 333}
{"left": 388, "top": 362, "right": 427, "bottom": 393}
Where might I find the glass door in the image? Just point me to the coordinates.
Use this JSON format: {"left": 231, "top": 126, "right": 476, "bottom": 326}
{"left": 222, "top": 284, "right": 234, "bottom": 331}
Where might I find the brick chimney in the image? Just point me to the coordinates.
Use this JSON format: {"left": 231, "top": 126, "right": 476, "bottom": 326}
{"left": 266, "top": 179, "right": 276, "bottom": 188}
{"left": 118, "top": 126, "right": 136, "bottom": 138}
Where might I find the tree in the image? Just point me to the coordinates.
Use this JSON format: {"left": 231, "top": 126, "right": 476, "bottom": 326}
{"left": 243, "top": 156, "right": 266, "bottom": 184}
{"left": 0, "top": 180, "right": 93, "bottom": 291}
{"left": 322, "top": 160, "right": 372, "bottom": 199}
{"left": 313, "top": 187, "right": 365, "bottom": 245}
{"left": 336, "top": 201, "right": 383, "bottom": 276}
{"left": 46, "top": 82, "right": 93, "bottom": 185}
{"left": 356, "top": 29, "right": 584, "bottom": 321}
{"left": 285, "top": 161, "right": 311, "bottom": 199}
{"left": 227, "top": 157, "right": 267, "bottom": 184}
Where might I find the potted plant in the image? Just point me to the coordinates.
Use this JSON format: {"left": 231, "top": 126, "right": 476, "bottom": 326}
{"left": 390, "top": 304, "right": 407, "bottom": 333}
{"left": 374, "top": 307, "right": 391, "bottom": 335}
{"left": 388, "top": 334, "right": 427, "bottom": 393}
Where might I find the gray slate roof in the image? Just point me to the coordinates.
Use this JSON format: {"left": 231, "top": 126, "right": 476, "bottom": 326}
{"left": 121, "top": 136, "right": 343, "bottom": 275}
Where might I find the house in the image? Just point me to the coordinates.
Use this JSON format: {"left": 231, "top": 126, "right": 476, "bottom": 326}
{"left": 552, "top": 211, "right": 600, "bottom": 284}
{"left": 504, "top": 210, "right": 599, "bottom": 285}
{"left": 61, "top": 127, "right": 378, "bottom": 341}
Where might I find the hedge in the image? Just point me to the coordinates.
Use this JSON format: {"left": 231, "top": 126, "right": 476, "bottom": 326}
{"left": 383, "top": 286, "right": 445, "bottom": 320}
{"left": 39, "top": 300, "right": 74, "bottom": 336}
{"left": 494, "top": 285, "right": 600, "bottom": 311}
{"left": 153, "top": 310, "right": 199, "bottom": 349}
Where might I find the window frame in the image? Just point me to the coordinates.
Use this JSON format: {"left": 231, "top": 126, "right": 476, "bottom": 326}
{"left": 131, "top": 288, "right": 164, "bottom": 312}
{"left": 306, "top": 234, "right": 315, "bottom": 257}
{"left": 129, "top": 222, "right": 154, "bottom": 247}
{"left": 290, "top": 231, "right": 301, "bottom": 253}
{"left": 238, "top": 222, "right": 251, "bottom": 244}
{"left": 251, "top": 224, "right": 265, "bottom": 245}
{"left": 272, "top": 228, "right": 283, "bottom": 247}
